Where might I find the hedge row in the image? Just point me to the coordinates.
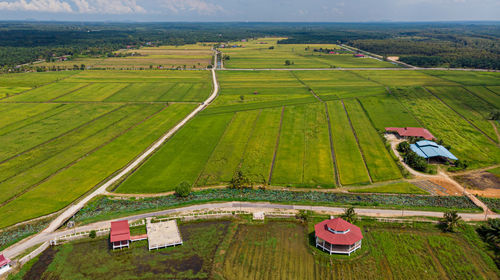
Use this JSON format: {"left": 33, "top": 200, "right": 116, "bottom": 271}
{"left": 74, "top": 189, "right": 478, "bottom": 222}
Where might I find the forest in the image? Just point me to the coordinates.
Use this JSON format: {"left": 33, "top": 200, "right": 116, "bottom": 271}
{"left": 1, "top": 21, "right": 499, "bottom": 70}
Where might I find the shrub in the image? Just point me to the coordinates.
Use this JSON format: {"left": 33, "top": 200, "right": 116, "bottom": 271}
{"left": 175, "top": 181, "right": 192, "bottom": 198}
{"left": 229, "top": 171, "right": 252, "bottom": 189}
{"left": 89, "top": 230, "right": 96, "bottom": 239}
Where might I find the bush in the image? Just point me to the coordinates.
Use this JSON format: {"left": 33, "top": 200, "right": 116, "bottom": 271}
{"left": 175, "top": 181, "right": 192, "bottom": 198}
{"left": 89, "top": 230, "right": 96, "bottom": 239}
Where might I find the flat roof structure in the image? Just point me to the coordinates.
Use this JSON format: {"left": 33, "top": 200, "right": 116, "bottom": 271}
{"left": 146, "top": 220, "right": 183, "bottom": 251}
{"left": 410, "top": 140, "right": 458, "bottom": 161}
{"left": 385, "top": 127, "right": 435, "bottom": 140}
{"left": 0, "top": 254, "right": 11, "bottom": 275}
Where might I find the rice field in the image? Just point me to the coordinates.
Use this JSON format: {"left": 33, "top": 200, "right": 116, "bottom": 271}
{"left": 221, "top": 37, "right": 398, "bottom": 69}
{"left": 0, "top": 70, "right": 207, "bottom": 228}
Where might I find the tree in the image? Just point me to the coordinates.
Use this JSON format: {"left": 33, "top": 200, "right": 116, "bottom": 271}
{"left": 239, "top": 95, "right": 245, "bottom": 101}
{"left": 340, "top": 207, "right": 358, "bottom": 223}
{"left": 285, "top": 60, "right": 291, "bottom": 66}
{"left": 397, "top": 141, "right": 411, "bottom": 154}
{"left": 229, "top": 171, "right": 252, "bottom": 189}
{"left": 89, "top": 230, "right": 96, "bottom": 239}
{"left": 440, "top": 210, "right": 462, "bottom": 232}
{"left": 175, "top": 181, "right": 192, "bottom": 197}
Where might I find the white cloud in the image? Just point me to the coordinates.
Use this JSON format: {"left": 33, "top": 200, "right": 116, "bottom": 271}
{"left": 72, "top": 0, "right": 146, "bottom": 14}
{"left": 0, "top": 0, "right": 72, "bottom": 12}
{"left": 162, "top": 0, "right": 224, "bottom": 15}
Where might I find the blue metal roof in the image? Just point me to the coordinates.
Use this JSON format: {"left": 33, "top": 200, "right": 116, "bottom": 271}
{"left": 410, "top": 140, "right": 458, "bottom": 161}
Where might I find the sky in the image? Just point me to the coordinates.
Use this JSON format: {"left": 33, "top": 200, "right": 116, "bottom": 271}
{"left": 0, "top": 0, "right": 499, "bottom": 22}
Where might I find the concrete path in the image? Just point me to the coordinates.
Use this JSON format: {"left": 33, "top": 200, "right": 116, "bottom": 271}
{"left": 3, "top": 201, "right": 499, "bottom": 260}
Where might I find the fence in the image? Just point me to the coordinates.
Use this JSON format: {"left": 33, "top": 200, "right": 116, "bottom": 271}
{"left": 18, "top": 241, "right": 49, "bottom": 266}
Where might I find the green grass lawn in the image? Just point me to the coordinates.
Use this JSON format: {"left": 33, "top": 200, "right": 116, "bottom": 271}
{"left": 348, "top": 182, "right": 429, "bottom": 194}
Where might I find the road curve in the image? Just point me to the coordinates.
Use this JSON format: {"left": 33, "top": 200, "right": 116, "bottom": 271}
{"left": 3, "top": 201, "right": 499, "bottom": 259}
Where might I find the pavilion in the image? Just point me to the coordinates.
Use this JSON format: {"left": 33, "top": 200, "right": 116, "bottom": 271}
{"left": 0, "top": 254, "right": 11, "bottom": 275}
{"left": 110, "top": 220, "right": 131, "bottom": 250}
{"left": 315, "top": 218, "right": 363, "bottom": 255}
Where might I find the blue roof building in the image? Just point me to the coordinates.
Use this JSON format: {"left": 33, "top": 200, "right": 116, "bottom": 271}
{"left": 410, "top": 140, "right": 458, "bottom": 161}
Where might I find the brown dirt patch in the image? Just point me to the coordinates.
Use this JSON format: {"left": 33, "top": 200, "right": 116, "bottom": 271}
{"left": 428, "top": 177, "right": 463, "bottom": 196}
{"left": 454, "top": 172, "right": 500, "bottom": 190}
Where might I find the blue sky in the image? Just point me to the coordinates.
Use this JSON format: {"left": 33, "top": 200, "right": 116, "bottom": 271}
{"left": 0, "top": 0, "right": 498, "bottom": 22}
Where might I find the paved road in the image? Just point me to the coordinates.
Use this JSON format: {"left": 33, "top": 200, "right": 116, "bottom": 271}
{"left": 3, "top": 201, "right": 499, "bottom": 260}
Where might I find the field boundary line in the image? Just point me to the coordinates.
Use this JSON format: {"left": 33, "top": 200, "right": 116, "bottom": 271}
{"left": 268, "top": 106, "right": 285, "bottom": 184}
{"left": 423, "top": 86, "right": 498, "bottom": 146}
{"left": 341, "top": 100, "right": 373, "bottom": 184}
{"left": 0, "top": 104, "right": 126, "bottom": 165}
{"left": 156, "top": 82, "right": 179, "bottom": 101}
{"left": 193, "top": 112, "right": 237, "bottom": 186}
{"left": 485, "top": 86, "right": 500, "bottom": 96}
{"left": 0, "top": 104, "right": 168, "bottom": 208}
{"left": 0, "top": 104, "right": 148, "bottom": 185}
{"left": 47, "top": 83, "right": 93, "bottom": 102}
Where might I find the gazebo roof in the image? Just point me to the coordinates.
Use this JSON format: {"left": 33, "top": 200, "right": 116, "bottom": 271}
{"left": 315, "top": 218, "right": 363, "bottom": 245}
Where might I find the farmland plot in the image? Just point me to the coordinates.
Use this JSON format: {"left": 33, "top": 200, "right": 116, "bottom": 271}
{"left": 0, "top": 104, "right": 195, "bottom": 228}
{"left": 465, "top": 86, "right": 500, "bottom": 109}
{"left": 343, "top": 99, "right": 402, "bottom": 181}
{"left": 116, "top": 113, "right": 233, "bottom": 194}
{"left": 353, "top": 70, "right": 457, "bottom": 86}
{"left": 55, "top": 83, "right": 129, "bottom": 102}
{"left": 0, "top": 103, "right": 60, "bottom": 130}
{"left": 327, "top": 100, "right": 371, "bottom": 185}
{"left": 239, "top": 108, "right": 282, "bottom": 184}
{"left": 0, "top": 82, "right": 88, "bottom": 102}
{"left": 426, "top": 86, "right": 499, "bottom": 142}
{"left": 272, "top": 103, "right": 335, "bottom": 187}
{"left": 0, "top": 71, "right": 79, "bottom": 87}
{"left": 423, "top": 70, "right": 500, "bottom": 86}
{"left": 104, "top": 83, "right": 176, "bottom": 102}
{"left": 392, "top": 87, "right": 500, "bottom": 168}
{"left": 197, "top": 110, "right": 261, "bottom": 186}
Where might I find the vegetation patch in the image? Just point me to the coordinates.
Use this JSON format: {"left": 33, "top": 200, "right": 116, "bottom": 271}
{"left": 348, "top": 182, "right": 429, "bottom": 195}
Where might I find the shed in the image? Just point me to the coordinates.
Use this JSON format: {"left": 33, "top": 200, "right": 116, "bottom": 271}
{"left": 410, "top": 140, "right": 458, "bottom": 161}
{"left": 315, "top": 218, "right": 363, "bottom": 255}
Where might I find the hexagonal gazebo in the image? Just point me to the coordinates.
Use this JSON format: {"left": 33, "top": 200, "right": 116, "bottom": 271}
{"left": 314, "top": 218, "right": 363, "bottom": 255}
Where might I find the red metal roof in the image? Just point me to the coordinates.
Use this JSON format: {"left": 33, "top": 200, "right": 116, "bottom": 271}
{"left": 315, "top": 218, "right": 363, "bottom": 245}
{"left": 110, "top": 220, "right": 130, "bottom": 243}
{"left": 0, "top": 254, "right": 10, "bottom": 267}
{"left": 385, "top": 127, "right": 435, "bottom": 140}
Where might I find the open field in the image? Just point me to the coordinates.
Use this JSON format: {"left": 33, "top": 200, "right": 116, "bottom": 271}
{"left": 37, "top": 44, "right": 213, "bottom": 70}
{"left": 423, "top": 70, "right": 500, "bottom": 86}
{"left": 353, "top": 70, "right": 458, "bottom": 86}
{"left": 0, "top": 70, "right": 206, "bottom": 228}
{"left": 12, "top": 219, "right": 499, "bottom": 280}
{"left": 12, "top": 221, "right": 230, "bottom": 280}
{"left": 221, "top": 38, "right": 398, "bottom": 69}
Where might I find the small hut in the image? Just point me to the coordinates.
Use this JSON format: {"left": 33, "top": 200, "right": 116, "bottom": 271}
{"left": 314, "top": 218, "right": 363, "bottom": 255}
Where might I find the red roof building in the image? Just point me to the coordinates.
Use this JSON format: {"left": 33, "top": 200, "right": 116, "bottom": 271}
{"left": 110, "top": 220, "right": 131, "bottom": 250}
{"left": 385, "top": 127, "right": 435, "bottom": 140}
{"left": 0, "top": 254, "right": 11, "bottom": 274}
{"left": 315, "top": 218, "right": 363, "bottom": 255}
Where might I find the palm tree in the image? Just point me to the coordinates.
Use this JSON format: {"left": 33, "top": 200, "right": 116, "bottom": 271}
{"left": 441, "top": 210, "right": 462, "bottom": 232}
{"left": 341, "top": 207, "right": 358, "bottom": 223}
